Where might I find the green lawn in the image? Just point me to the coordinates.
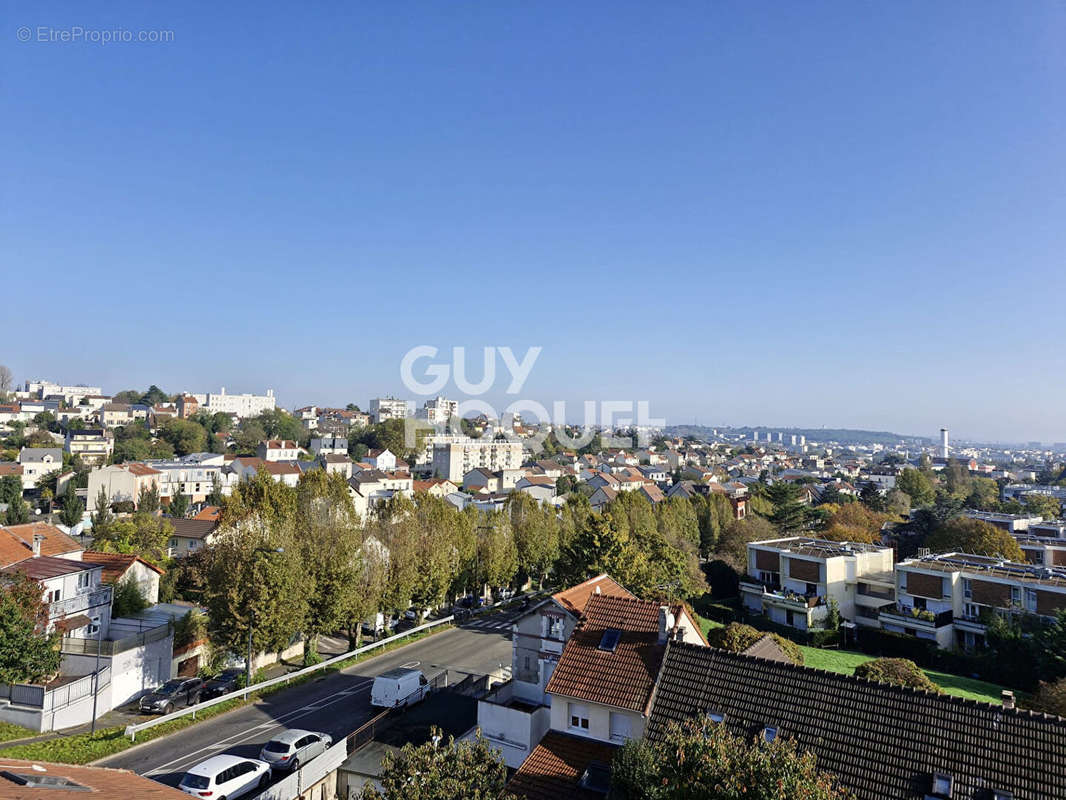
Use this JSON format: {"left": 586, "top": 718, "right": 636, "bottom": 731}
{"left": 0, "top": 720, "right": 33, "bottom": 745}
{"left": 697, "top": 615, "right": 1006, "bottom": 704}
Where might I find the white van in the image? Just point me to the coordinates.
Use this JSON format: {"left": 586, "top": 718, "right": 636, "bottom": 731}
{"left": 370, "top": 668, "right": 429, "bottom": 708}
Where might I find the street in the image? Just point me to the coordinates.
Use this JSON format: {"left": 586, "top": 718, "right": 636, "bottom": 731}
{"left": 97, "top": 613, "right": 516, "bottom": 788}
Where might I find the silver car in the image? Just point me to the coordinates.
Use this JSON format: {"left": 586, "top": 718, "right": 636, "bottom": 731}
{"left": 258, "top": 729, "right": 332, "bottom": 771}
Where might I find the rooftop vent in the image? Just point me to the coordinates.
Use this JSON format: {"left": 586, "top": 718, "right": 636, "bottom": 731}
{"left": 598, "top": 629, "right": 621, "bottom": 652}
{"left": 0, "top": 771, "right": 89, "bottom": 792}
{"left": 1002, "top": 690, "right": 1016, "bottom": 710}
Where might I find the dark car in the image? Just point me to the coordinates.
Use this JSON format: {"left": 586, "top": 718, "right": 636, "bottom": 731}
{"left": 139, "top": 677, "right": 204, "bottom": 715}
{"left": 201, "top": 668, "right": 245, "bottom": 701}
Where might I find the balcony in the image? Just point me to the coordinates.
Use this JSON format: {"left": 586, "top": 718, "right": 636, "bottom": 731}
{"left": 48, "top": 586, "right": 112, "bottom": 620}
{"left": 741, "top": 580, "right": 824, "bottom": 610}
{"left": 878, "top": 604, "right": 953, "bottom": 629}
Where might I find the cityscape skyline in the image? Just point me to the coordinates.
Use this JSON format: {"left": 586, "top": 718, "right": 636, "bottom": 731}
{"left": 4, "top": 1, "right": 1064, "bottom": 442}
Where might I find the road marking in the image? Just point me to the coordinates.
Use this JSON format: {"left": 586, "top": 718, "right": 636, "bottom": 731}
{"left": 399, "top": 661, "right": 420, "bottom": 669}
{"left": 143, "top": 679, "right": 374, "bottom": 776}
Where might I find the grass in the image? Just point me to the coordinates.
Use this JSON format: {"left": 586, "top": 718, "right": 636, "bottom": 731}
{"left": 0, "top": 720, "right": 34, "bottom": 745}
{"left": 0, "top": 623, "right": 453, "bottom": 765}
{"left": 696, "top": 615, "right": 1007, "bottom": 704}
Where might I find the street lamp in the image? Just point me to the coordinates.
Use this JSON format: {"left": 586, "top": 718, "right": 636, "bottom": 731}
{"left": 246, "top": 547, "right": 284, "bottom": 692}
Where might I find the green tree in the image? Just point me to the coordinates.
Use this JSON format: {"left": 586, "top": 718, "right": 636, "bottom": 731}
{"left": 58, "top": 484, "right": 85, "bottom": 528}
{"left": 766, "top": 483, "right": 809, "bottom": 532}
{"left": 91, "top": 487, "right": 114, "bottom": 532}
{"left": 361, "top": 729, "right": 515, "bottom": 800}
{"left": 159, "top": 418, "right": 208, "bottom": 456}
{"left": 92, "top": 512, "right": 173, "bottom": 564}
{"left": 138, "top": 483, "right": 161, "bottom": 514}
{"left": 207, "top": 474, "right": 225, "bottom": 506}
{"left": 706, "top": 623, "right": 803, "bottom": 665}
{"left": 506, "top": 492, "right": 559, "bottom": 586}
{"left": 0, "top": 572, "right": 62, "bottom": 684}
{"left": 168, "top": 492, "right": 190, "bottom": 519}
{"left": 111, "top": 574, "right": 149, "bottom": 617}
{"left": 0, "top": 474, "right": 22, "bottom": 506}
{"left": 716, "top": 515, "right": 778, "bottom": 571}
{"left": 858, "top": 482, "right": 884, "bottom": 511}
{"left": 611, "top": 716, "right": 854, "bottom": 800}
{"left": 1025, "top": 494, "right": 1062, "bottom": 520}
{"left": 1030, "top": 676, "right": 1066, "bottom": 717}
{"left": 897, "top": 468, "right": 935, "bottom": 507}
{"left": 926, "top": 517, "right": 1025, "bottom": 561}
{"left": 5, "top": 496, "right": 30, "bottom": 525}
{"left": 478, "top": 510, "right": 519, "bottom": 591}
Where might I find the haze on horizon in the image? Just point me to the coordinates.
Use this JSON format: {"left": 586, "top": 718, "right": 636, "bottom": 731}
{"left": 3, "top": 1, "right": 1063, "bottom": 444}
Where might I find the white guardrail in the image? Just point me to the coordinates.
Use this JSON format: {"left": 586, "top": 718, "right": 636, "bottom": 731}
{"left": 123, "top": 596, "right": 525, "bottom": 741}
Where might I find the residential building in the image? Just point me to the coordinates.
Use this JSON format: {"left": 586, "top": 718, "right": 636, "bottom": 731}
{"left": 83, "top": 551, "right": 164, "bottom": 604}
{"left": 256, "top": 439, "right": 300, "bottom": 461}
{"left": 644, "top": 641, "right": 1066, "bottom": 800}
{"left": 892, "top": 552, "right": 1066, "bottom": 650}
{"left": 320, "top": 453, "right": 353, "bottom": 478}
{"left": 347, "top": 469, "right": 414, "bottom": 518}
{"left": 24, "top": 379, "right": 103, "bottom": 404}
{"left": 963, "top": 510, "right": 1044, "bottom": 533}
{"left": 365, "top": 448, "right": 402, "bottom": 472}
{"left": 310, "top": 435, "right": 348, "bottom": 456}
{"left": 416, "top": 395, "right": 459, "bottom": 426}
{"left": 588, "top": 486, "right": 618, "bottom": 513}
{"left": 192, "top": 387, "right": 276, "bottom": 419}
{"left": 99, "top": 402, "right": 137, "bottom": 428}
{"left": 431, "top": 438, "right": 524, "bottom": 482}
{"left": 65, "top": 429, "right": 113, "bottom": 465}
{"left": 369, "top": 396, "right": 409, "bottom": 423}
{"left": 0, "top": 759, "right": 191, "bottom": 798}
{"left": 0, "top": 522, "right": 84, "bottom": 566}
{"left": 86, "top": 462, "right": 162, "bottom": 511}
{"left": 1029, "top": 519, "right": 1066, "bottom": 539}
{"left": 515, "top": 475, "right": 557, "bottom": 503}
{"left": 228, "top": 457, "right": 300, "bottom": 487}
{"left": 412, "top": 478, "right": 459, "bottom": 497}
{"left": 176, "top": 394, "right": 199, "bottom": 419}
{"left": 17, "top": 447, "right": 63, "bottom": 490}
{"left": 2, "top": 552, "right": 112, "bottom": 640}
{"left": 167, "top": 517, "right": 222, "bottom": 558}
{"left": 144, "top": 452, "right": 234, "bottom": 504}
{"left": 741, "top": 537, "right": 896, "bottom": 633}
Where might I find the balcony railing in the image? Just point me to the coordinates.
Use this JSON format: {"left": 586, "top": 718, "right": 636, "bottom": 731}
{"left": 879, "top": 605, "right": 953, "bottom": 628}
{"left": 741, "top": 580, "right": 824, "bottom": 610}
{"left": 857, "top": 583, "right": 895, "bottom": 602}
{"left": 48, "top": 586, "right": 112, "bottom": 620}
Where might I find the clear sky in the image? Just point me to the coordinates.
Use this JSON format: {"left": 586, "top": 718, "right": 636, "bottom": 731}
{"left": 3, "top": 1, "right": 1064, "bottom": 443}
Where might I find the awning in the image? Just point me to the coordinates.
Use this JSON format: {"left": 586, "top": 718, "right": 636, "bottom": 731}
{"left": 54, "top": 615, "right": 91, "bottom": 633}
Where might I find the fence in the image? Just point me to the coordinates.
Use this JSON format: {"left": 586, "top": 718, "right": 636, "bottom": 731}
{"left": 250, "top": 735, "right": 350, "bottom": 800}
{"left": 0, "top": 667, "right": 111, "bottom": 712}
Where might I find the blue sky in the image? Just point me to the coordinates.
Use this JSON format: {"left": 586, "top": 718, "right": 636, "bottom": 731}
{"left": 2, "top": 1, "right": 1064, "bottom": 442}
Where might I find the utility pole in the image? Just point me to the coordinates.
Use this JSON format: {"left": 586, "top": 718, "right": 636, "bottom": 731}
{"left": 89, "top": 601, "right": 104, "bottom": 734}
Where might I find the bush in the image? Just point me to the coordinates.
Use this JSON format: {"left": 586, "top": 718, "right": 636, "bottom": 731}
{"left": 707, "top": 622, "right": 804, "bottom": 665}
{"left": 854, "top": 658, "right": 942, "bottom": 693}
{"left": 1030, "top": 677, "right": 1066, "bottom": 717}
{"left": 111, "top": 576, "right": 148, "bottom": 618}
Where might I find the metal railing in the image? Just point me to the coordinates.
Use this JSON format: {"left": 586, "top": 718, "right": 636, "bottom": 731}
{"left": 48, "top": 587, "right": 113, "bottom": 619}
{"left": 62, "top": 623, "right": 171, "bottom": 657}
{"left": 124, "top": 613, "right": 457, "bottom": 741}
{"left": 1, "top": 667, "right": 110, "bottom": 711}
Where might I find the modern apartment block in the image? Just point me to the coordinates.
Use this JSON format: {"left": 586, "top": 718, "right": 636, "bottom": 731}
{"left": 24, "top": 379, "right": 102, "bottom": 404}
{"left": 890, "top": 553, "right": 1066, "bottom": 650}
{"left": 417, "top": 395, "right": 459, "bottom": 426}
{"left": 741, "top": 538, "right": 896, "bottom": 633}
{"left": 369, "top": 396, "right": 410, "bottom": 423}
{"left": 191, "top": 387, "right": 276, "bottom": 419}
{"left": 431, "top": 437, "right": 524, "bottom": 482}
{"left": 963, "top": 510, "right": 1044, "bottom": 533}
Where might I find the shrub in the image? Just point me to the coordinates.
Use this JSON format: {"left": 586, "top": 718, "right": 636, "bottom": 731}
{"left": 853, "top": 658, "right": 941, "bottom": 693}
{"left": 1030, "top": 677, "right": 1066, "bottom": 717}
{"left": 707, "top": 622, "right": 803, "bottom": 665}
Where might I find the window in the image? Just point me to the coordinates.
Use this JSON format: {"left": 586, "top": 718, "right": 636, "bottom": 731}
{"left": 87, "top": 616, "right": 100, "bottom": 636}
{"left": 568, "top": 703, "right": 590, "bottom": 731}
{"left": 930, "top": 773, "right": 952, "bottom": 797}
{"left": 1026, "top": 589, "right": 1038, "bottom": 613}
{"left": 599, "top": 629, "right": 622, "bottom": 652}
{"left": 1011, "top": 586, "right": 1021, "bottom": 607}
{"left": 762, "top": 726, "right": 778, "bottom": 743}
{"left": 899, "top": 573, "right": 907, "bottom": 593}
{"left": 77, "top": 572, "right": 91, "bottom": 590}
{"left": 49, "top": 589, "right": 61, "bottom": 603}
{"left": 609, "top": 711, "right": 632, "bottom": 742}
{"left": 962, "top": 578, "right": 972, "bottom": 599}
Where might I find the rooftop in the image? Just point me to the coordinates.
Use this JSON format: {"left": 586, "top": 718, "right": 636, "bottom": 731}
{"left": 507, "top": 731, "right": 617, "bottom": 800}
{"left": 551, "top": 573, "right": 633, "bottom": 616}
{"left": 0, "top": 759, "right": 189, "bottom": 798}
{"left": 0, "top": 523, "right": 83, "bottom": 567}
{"left": 750, "top": 536, "right": 891, "bottom": 558}
{"left": 2, "top": 555, "right": 98, "bottom": 580}
{"left": 902, "top": 552, "right": 1066, "bottom": 588}
{"left": 646, "top": 642, "right": 1066, "bottom": 800}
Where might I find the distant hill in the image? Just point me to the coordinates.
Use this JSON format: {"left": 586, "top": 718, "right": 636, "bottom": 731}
{"left": 664, "top": 425, "right": 929, "bottom": 446}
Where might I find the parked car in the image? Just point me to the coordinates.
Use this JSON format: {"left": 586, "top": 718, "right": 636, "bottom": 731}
{"left": 178, "top": 754, "right": 271, "bottom": 799}
{"left": 201, "top": 668, "right": 245, "bottom": 701}
{"left": 139, "top": 677, "right": 205, "bottom": 715}
{"left": 259, "top": 729, "right": 333, "bottom": 771}
{"left": 403, "top": 607, "right": 430, "bottom": 621}
{"left": 370, "top": 668, "right": 429, "bottom": 708}
{"left": 457, "top": 595, "right": 485, "bottom": 609}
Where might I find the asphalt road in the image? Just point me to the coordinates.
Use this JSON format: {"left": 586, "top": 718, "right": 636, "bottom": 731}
{"left": 98, "top": 612, "right": 517, "bottom": 789}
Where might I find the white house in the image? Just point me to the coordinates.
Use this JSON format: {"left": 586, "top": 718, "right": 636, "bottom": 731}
{"left": 17, "top": 447, "right": 64, "bottom": 490}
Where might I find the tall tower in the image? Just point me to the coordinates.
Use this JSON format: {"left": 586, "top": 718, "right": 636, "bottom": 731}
{"left": 940, "top": 428, "right": 949, "bottom": 459}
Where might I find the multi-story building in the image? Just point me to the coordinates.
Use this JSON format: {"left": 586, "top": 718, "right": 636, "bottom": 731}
{"left": 65, "top": 429, "right": 113, "bottom": 465}
{"left": 191, "top": 387, "right": 276, "bottom": 419}
{"left": 416, "top": 396, "right": 459, "bottom": 426}
{"left": 86, "top": 462, "right": 162, "bottom": 511}
{"left": 256, "top": 440, "right": 300, "bottom": 461}
{"left": 145, "top": 453, "right": 235, "bottom": 504}
{"left": 963, "top": 510, "right": 1044, "bottom": 533}
{"left": 17, "top": 447, "right": 63, "bottom": 490}
{"left": 891, "top": 552, "right": 1066, "bottom": 650}
{"left": 741, "top": 537, "right": 896, "bottom": 633}
{"left": 431, "top": 438, "right": 524, "bottom": 482}
{"left": 369, "top": 396, "right": 409, "bottom": 424}
{"left": 309, "top": 436, "right": 347, "bottom": 456}
{"left": 24, "top": 380, "right": 103, "bottom": 405}
{"left": 1028, "top": 519, "right": 1066, "bottom": 539}
{"left": 176, "top": 394, "right": 199, "bottom": 419}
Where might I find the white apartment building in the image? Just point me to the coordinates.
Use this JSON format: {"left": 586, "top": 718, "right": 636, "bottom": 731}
{"left": 256, "top": 439, "right": 300, "bottom": 461}
{"left": 145, "top": 453, "right": 235, "bottom": 504}
{"left": 416, "top": 396, "right": 459, "bottom": 426}
{"left": 191, "top": 387, "right": 276, "bottom": 419}
{"left": 310, "top": 436, "right": 348, "bottom": 456}
{"left": 431, "top": 438, "right": 525, "bottom": 482}
{"left": 87, "top": 463, "right": 162, "bottom": 511}
{"left": 17, "top": 448, "right": 64, "bottom": 490}
{"left": 369, "top": 396, "right": 409, "bottom": 423}
{"left": 65, "top": 429, "right": 113, "bottom": 465}
{"left": 741, "top": 537, "right": 896, "bottom": 633}
{"left": 24, "top": 380, "right": 103, "bottom": 404}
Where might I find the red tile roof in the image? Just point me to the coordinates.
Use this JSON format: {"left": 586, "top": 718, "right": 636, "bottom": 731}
{"left": 0, "top": 523, "right": 83, "bottom": 568}
{"left": 0, "top": 463, "right": 24, "bottom": 477}
{"left": 123, "top": 462, "right": 162, "bottom": 476}
{"left": 193, "top": 505, "right": 221, "bottom": 521}
{"left": 0, "top": 759, "right": 191, "bottom": 798}
{"left": 545, "top": 594, "right": 672, "bottom": 713}
{"left": 82, "top": 550, "right": 164, "bottom": 582}
{"left": 508, "top": 731, "right": 616, "bottom": 800}
{"left": 551, "top": 574, "right": 633, "bottom": 616}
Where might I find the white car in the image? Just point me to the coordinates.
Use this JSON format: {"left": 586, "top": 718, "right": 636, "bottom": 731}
{"left": 178, "top": 754, "right": 271, "bottom": 799}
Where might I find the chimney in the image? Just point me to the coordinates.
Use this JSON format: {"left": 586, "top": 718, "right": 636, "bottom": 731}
{"left": 658, "top": 605, "right": 675, "bottom": 645}
{"left": 32, "top": 533, "right": 44, "bottom": 558}
{"left": 1001, "top": 690, "right": 1015, "bottom": 710}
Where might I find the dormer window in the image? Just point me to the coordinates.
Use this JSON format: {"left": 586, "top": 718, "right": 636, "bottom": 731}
{"left": 706, "top": 710, "right": 725, "bottom": 724}
{"left": 762, "top": 726, "right": 777, "bottom": 743}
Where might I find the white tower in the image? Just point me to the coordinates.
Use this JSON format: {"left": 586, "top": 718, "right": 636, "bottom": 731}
{"left": 940, "top": 428, "right": 949, "bottom": 459}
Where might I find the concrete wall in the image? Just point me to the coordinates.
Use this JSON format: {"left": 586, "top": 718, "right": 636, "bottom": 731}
{"left": 110, "top": 633, "right": 174, "bottom": 706}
